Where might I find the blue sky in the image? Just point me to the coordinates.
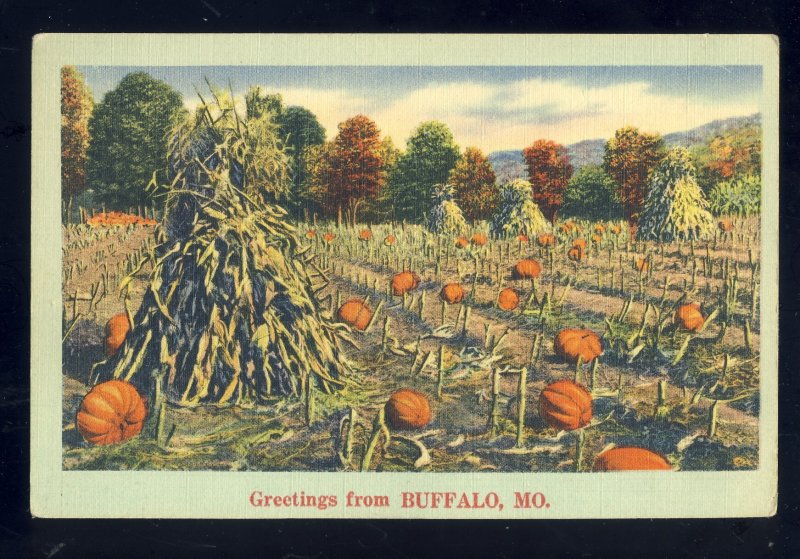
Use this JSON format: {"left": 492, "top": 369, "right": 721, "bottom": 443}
{"left": 79, "top": 65, "right": 762, "bottom": 152}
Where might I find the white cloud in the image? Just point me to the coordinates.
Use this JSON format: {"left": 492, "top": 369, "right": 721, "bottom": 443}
{"left": 191, "top": 78, "right": 760, "bottom": 153}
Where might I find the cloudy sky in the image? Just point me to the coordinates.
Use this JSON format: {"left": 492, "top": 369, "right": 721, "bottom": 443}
{"left": 80, "top": 65, "right": 762, "bottom": 153}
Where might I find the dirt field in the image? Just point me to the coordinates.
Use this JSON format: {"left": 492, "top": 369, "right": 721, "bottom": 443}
{"left": 62, "top": 217, "right": 760, "bottom": 472}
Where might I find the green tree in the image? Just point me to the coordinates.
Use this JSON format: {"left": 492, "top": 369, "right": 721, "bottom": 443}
{"left": 449, "top": 147, "right": 498, "bottom": 222}
{"left": 561, "top": 165, "right": 623, "bottom": 221}
{"left": 61, "top": 66, "right": 94, "bottom": 205}
{"left": 603, "top": 126, "right": 666, "bottom": 224}
{"left": 390, "top": 121, "right": 460, "bottom": 223}
{"left": 87, "top": 72, "right": 186, "bottom": 209}
{"left": 638, "top": 148, "right": 714, "bottom": 241}
{"left": 276, "top": 106, "right": 326, "bottom": 219}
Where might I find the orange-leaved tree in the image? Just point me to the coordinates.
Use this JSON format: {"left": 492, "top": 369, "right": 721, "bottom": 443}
{"left": 603, "top": 126, "right": 666, "bottom": 225}
{"left": 522, "top": 139, "right": 573, "bottom": 222}
{"left": 61, "top": 66, "right": 94, "bottom": 204}
{"left": 325, "top": 115, "right": 385, "bottom": 226}
{"left": 449, "top": 147, "right": 498, "bottom": 222}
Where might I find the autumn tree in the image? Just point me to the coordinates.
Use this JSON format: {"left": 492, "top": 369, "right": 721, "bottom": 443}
{"left": 448, "top": 147, "right": 498, "bottom": 222}
{"left": 325, "top": 115, "right": 385, "bottom": 226}
{"left": 602, "top": 126, "right": 667, "bottom": 224}
{"left": 389, "top": 121, "right": 460, "bottom": 223}
{"left": 61, "top": 66, "right": 94, "bottom": 206}
{"left": 87, "top": 72, "right": 186, "bottom": 209}
{"left": 522, "top": 139, "right": 573, "bottom": 222}
{"left": 692, "top": 125, "right": 761, "bottom": 192}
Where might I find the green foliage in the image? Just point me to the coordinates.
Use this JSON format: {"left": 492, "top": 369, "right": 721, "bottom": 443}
{"left": 638, "top": 148, "right": 714, "bottom": 241}
{"left": 427, "top": 183, "right": 467, "bottom": 235}
{"left": 561, "top": 165, "right": 623, "bottom": 221}
{"left": 87, "top": 72, "right": 186, "bottom": 210}
{"left": 61, "top": 66, "right": 94, "bottom": 201}
{"left": 245, "top": 87, "right": 284, "bottom": 120}
{"left": 389, "top": 121, "right": 460, "bottom": 223}
{"left": 489, "top": 179, "right": 550, "bottom": 239}
{"left": 276, "top": 106, "right": 326, "bottom": 219}
{"left": 692, "top": 124, "right": 761, "bottom": 192}
{"left": 708, "top": 175, "right": 761, "bottom": 216}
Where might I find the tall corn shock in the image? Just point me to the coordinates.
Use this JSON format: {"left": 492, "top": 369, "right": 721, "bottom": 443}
{"left": 489, "top": 179, "right": 550, "bottom": 239}
{"left": 92, "top": 87, "right": 350, "bottom": 405}
{"left": 427, "top": 183, "right": 467, "bottom": 236}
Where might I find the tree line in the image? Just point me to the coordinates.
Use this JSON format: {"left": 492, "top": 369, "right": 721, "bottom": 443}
{"left": 61, "top": 67, "right": 762, "bottom": 225}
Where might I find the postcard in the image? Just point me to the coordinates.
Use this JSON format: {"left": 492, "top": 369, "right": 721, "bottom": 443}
{"left": 31, "top": 34, "right": 778, "bottom": 518}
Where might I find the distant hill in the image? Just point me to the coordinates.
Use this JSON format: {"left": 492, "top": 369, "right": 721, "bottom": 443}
{"left": 488, "top": 113, "right": 761, "bottom": 182}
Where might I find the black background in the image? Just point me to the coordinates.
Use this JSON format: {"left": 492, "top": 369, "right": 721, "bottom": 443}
{"left": 1, "top": 1, "right": 798, "bottom": 557}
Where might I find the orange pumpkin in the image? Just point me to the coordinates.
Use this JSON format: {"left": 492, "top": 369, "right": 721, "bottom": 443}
{"left": 385, "top": 388, "right": 432, "bottom": 430}
{"left": 470, "top": 232, "right": 488, "bottom": 246}
{"left": 76, "top": 380, "right": 147, "bottom": 446}
{"left": 591, "top": 234, "right": 601, "bottom": 244}
{"left": 554, "top": 328, "right": 603, "bottom": 364}
{"left": 537, "top": 233, "right": 556, "bottom": 247}
{"left": 718, "top": 219, "right": 733, "bottom": 232}
{"left": 675, "top": 302, "right": 705, "bottom": 332}
{"left": 610, "top": 224, "right": 622, "bottom": 235}
{"left": 572, "top": 238, "right": 587, "bottom": 250}
{"left": 567, "top": 246, "right": 584, "bottom": 262}
{"left": 634, "top": 257, "right": 649, "bottom": 273}
{"left": 440, "top": 283, "right": 465, "bottom": 304}
{"left": 517, "top": 234, "right": 529, "bottom": 243}
{"left": 539, "top": 380, "right": 592, "bottom": 431}
{"left": 337, "top": 299, "right": 373, "bottom": 331}
{"left": 358, "top": 229, "right": 373, "bottom": 241}
{"left": 306, "top": 229, "right": 317, "bottom": 239}
{"left": 322, "top": 232, "right": 335, "bottom": 243}
{"left": 455, "top": 236, "right": 469, "bottom": 249}
{"left": 391, "top": 271, "right": 421, "bottom": 296}
{"left": 512, "top": 259, "right": 542, "bottom": 280}
{"left": 558, "top": 224, "right": 571, "bottom": 234}
{"left": 384, "top": 234, "right": 396, "bottom": 246}
{"left": 497, "top": 287, "right": 519, "bottom": 311}
{"left": 594, "top": 223, "right": 605, "bottom": 234}
{"left": 593, "top": 447, "right": 672, "bottom": 471}
{"left": 105, "top": 313, "right": 131, "bottom": 357}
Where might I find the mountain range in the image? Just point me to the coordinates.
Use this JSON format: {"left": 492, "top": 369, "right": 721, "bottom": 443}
{"left": 488, "top": 113, "right": 761, "bottom": 183}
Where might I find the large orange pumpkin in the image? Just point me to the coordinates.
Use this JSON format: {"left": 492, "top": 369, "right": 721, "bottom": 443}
{"left": 470, "top": 233, "right": 488, "bottom": 247}
{"left": 440, "top": 283, "right": 465, "bottom": 304}
{"left": 718, "top": 219, "right": 733, "bottom": 232}
{"left": 385, "top": 388, "right": 432, "bottom": 430}
{"left": 554, "top": 328, "right": 603, "bottom": 364}
{"left": 675, "top": 302, "right": 705, "bottom": 332}
{"left": 567, "top": 246, "right": 584, "bottom": 262}
{"left": 358, "top": 229, "right": 373, "bottom": 241}
{"left": 572, "top": 238, "right": 587, "bottom": 250}
{"left": 591, "top": 234, "right": 602, "bottom": 244}
{"left": 76, "top": 380, "right": 147, "bottom": 446}
{"left": 593, "top": 447, "right": 672, "bottom": 471}
{"left": 539, "top": 380, "right": 592, "bottom": 431}
{"left": 337, "top": 299, "right": 373, "bottom": 331}
{"left": 105, "top": 313, "right": 131, "bottom": 357}
{"left": 537, "top": 233, "right": 556, "bottom": 247}
{"left": 455, "top": 236, "right": 469, "bottom": 249}
{"left": 497, "top": 287, "right": 519, "bottom": 311}
{"left": 512, "top": 259, "right": 542, "bottom": 280}
{"left": 391, "top": 271, "right": 421, "bottom": 296}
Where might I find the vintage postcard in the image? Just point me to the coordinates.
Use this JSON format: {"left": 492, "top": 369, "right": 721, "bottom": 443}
{"left": 31, "top": 34, "right": 778, "bottom": 518}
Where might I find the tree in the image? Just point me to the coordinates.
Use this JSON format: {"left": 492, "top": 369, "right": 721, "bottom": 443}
{"left": 372, "top": 136, "right": 401, "bottom": 221}
{"left": 276, "top": 106, "right": 326, "bottom": 219}
{"left": 561, "top": 165, "right": 623, "bottom": 221}
{"left": 325, "top": 115, "right": 385, "bottom": 226}
{"left": 448, "top": 147, "right": 498, "bottom": 222}
{"left": 390, "top": 121, "right": 460, "bottom": 223}
{"left": 245, "top": 86, "right": 284, "bottom": 120}
{"left": 87, "top": 72, "right": 186, "bottom": 209}
{"left": 522, "top": 139, "right": 573, "bottom": 222}
{"left": 490, "top": 179, "right": 550, "bottom": 239}
{"left": 692, "top": 125, "right": 761, "bottom": 192}
{"left": 428, "top": 183, "right": 467, "bottom": 235}
{"left": 603, "top": 126, "right": 666, "bottom": 224}
{"left": 61, "top": 66, "right": 94, "bottom": 203}
{"left": 638, "top": 148, "right": 714, "bottom": 242}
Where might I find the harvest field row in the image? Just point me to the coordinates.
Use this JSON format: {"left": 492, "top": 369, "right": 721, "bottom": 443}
{"left": 62, "top": 216, "right": 760, "bottom": 472}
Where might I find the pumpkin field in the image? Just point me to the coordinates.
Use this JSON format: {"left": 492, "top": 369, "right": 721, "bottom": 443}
{"left": 61, "top": 212, "right": 760, "bottom": 473}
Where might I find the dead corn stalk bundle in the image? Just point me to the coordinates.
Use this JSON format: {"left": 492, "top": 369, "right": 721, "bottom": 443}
{"left": 93, "top": 86, "right": 350, "bottom": 405}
